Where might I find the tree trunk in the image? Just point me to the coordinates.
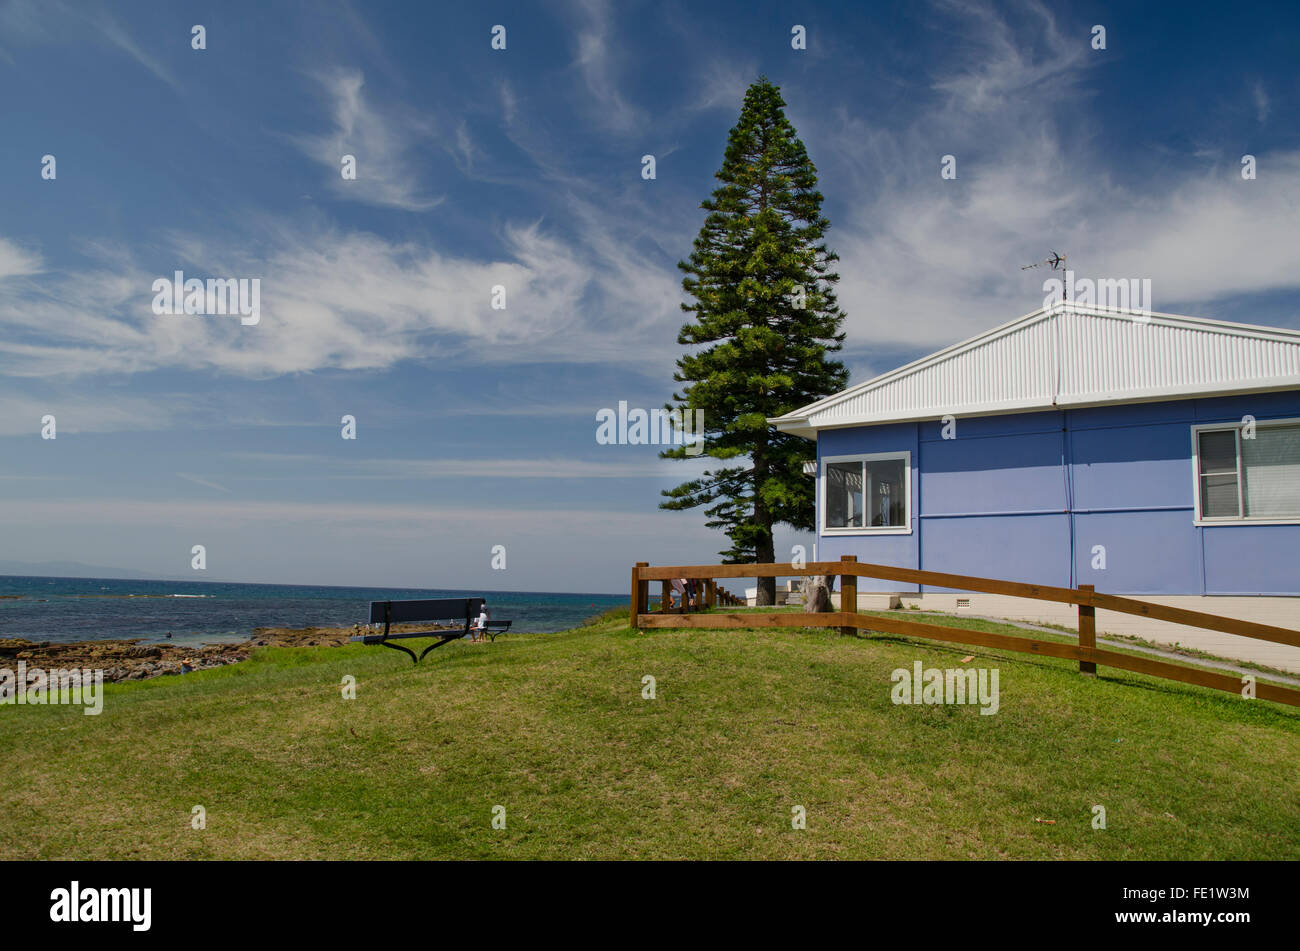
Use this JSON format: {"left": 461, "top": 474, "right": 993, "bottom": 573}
{"left": 754, "top": 543, "right": 777, "bottom": 606}
{"left": 801, "top": 574, "right": 834, "bottom": 613}
{"left": 753, "top": 447, "right": 777, "bottom": 606}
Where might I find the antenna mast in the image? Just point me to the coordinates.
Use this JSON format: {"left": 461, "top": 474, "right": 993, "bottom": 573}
{"left": 1021, "top": 250, "right": 1068, "bottom": 304}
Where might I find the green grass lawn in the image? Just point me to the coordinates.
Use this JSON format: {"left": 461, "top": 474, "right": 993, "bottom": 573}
{"left": 3, "top": 610, "right": 1298, "bottom": 859}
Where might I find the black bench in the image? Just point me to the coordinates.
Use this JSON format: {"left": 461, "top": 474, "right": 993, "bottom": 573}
{"left": 349, "top": 598, "right": 513, "bottom": 664}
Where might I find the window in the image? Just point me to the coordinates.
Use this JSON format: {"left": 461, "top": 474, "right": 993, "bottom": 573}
{"left": 1194, "top": 420, "right": 1300, "bottom": 523}
{"left": 822, "top": 452, "right": 910, "bottom": 533}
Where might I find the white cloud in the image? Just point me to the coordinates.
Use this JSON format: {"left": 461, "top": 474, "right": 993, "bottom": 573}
{"left": 0, "top": 390, "right": 179, "bottom": 436}
{"left": 176, "top": 472, "right": 231, "bottom": 493}
{"left": 0, "top": 498, "right": 715, "bottom": 549}
{"left": 569, "top": 0, "right": 642, "bottom": 132}
{"left": 294, "top": 68, "right": 442, "bottom": 211}
{"left": 0, "top": 238, "right": 42, "bottom": 280}
{"left": 1252, "top": 81, "right": 1270, "bottom": 123}
{"left": 5, "top": 0, "right": 1297, "bottom": 389}
{"left": 229, "top": 452, "right": 712, "bottom": 480}
{"left": 0, "top": 0, "right": 179, "bottom": 88}
{"left": 811, "top": 0, "right": 1300, "bottom": 354}
{"left": 96, "top": 9, "right": 180, "bottom": 89}
{"left": 689, "top": 59, "right": 757, "bottom": 114}
{"left": 499, "top": 79, "right": 518, "bottom": 127}
{"left": 0, "top": 182, "right": 683, "bottom": 378}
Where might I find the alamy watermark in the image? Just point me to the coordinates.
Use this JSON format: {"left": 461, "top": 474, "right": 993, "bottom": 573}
{"left": 891, "top": 660, "right": 1000, "bottom": 715}
{"left": 596, "top": 401, "right": 704, "bottom": 456}
{"left": 1, "top": 662, "right": 104, "bottom": 715}
{"left": 1043, "top": 270, "right": 1152, "bottom": 317}
{"left": 50, "top": 882, "right": 150, "bottom": 931}
{"left": 152, "top": 270, "right": 260, "bottom": 325}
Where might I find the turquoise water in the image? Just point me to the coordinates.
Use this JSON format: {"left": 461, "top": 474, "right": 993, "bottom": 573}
{"left": 0, "top": 575, "right": 625, "bottom": 645}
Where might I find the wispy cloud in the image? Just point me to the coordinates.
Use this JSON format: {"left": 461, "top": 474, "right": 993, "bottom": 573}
{"left": 0, "top": 238, "right": 42, "bottom": 280}
{"left": 229, "top": 452, "right": 710, "bottom": 480}
{"left": 0, "top": 0, "right": 180, "bottom": 88}
{"left": 499, "top": 78, "right": 518, "bottom": 127}
{"left": 293, "top": 68, "right": 442, "bottom": 211}
{"left": 810, "top": 0, "right": 1300, "bottom": 354}
{"left": 1252, "top": 81, "right": 1271, "bottom": 123}
{"left": 688, "top": 58, "right": 757, "bottom": 114}
{"left": 0, "top": 497, "right": 715, "bottom": 541}
{"left": 175, "top": 472, "right": 231, "bottom": 493}
{"left": 95, "top": 8, "right": 180, "bottom": 89}
{"left": 569, "top": 0, "right": 642, "bottom": 132}
{"left": 0, "top": 173, "right": 683, "bottom": 377}
{"left": 0, "top": 390, "right": 180, "bottom": 436}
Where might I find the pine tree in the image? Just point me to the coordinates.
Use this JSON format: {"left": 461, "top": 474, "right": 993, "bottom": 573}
{"left": 662, "top": 77, "right": 849, "bottom": 605}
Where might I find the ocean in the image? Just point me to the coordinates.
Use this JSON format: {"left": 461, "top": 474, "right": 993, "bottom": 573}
{"left": 0, "top": 575, "right": 625, "bottom": 646}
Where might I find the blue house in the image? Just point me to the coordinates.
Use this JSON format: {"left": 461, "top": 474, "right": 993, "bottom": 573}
{"left": 769, "top": 303, "right": 1300, "bottom": 669}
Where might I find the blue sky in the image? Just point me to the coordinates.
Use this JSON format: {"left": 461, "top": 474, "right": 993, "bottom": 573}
{"left": 1, "top": 0, "right": 1298, "bottom": 590}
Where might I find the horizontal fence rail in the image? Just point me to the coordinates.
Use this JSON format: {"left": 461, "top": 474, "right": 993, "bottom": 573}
{"left": 630, "top": 557, "right": 1300, "bottom": 708}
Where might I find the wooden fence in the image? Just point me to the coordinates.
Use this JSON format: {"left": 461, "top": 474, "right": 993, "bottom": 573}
{"left": 647, "top": 577, "right": 744, "bottom": 610}
{"left": 630, "top": 556, "right": 1300, "bottom": 708}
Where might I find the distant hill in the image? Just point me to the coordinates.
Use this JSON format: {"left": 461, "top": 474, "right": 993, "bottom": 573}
{"left": 0, "top": 559, "right": 191, "bottom": 582}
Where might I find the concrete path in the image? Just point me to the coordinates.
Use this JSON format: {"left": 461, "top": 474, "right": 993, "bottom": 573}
{"left": 954, "top": 613, "right": 1300, "bottom": 687}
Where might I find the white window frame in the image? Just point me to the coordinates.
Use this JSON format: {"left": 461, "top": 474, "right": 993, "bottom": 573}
{"left": 1191, "top": 417, "right": 1300, "bottom": 526}
{"left": 820, "top": 451, "right": 912, "bottom": 536}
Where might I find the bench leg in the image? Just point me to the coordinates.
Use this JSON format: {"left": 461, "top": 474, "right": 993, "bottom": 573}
{"left": 380, "top": 640, "right": 420, "bottom": 665}
{"left": 379, "top": 634, "right": 462, "bottom": 664}
{"left": 418, "top": 634, "right": 461, "bottom": 662}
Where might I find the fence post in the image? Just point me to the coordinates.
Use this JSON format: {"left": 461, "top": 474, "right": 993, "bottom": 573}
{"left": 840, "top": 555, "right": 858, "bottom": 636}
{"left": 660, "top": 580, "right": 671, "bottom": 614}
{"left": 1078, "top": 583, "right": 1096, "bottom": 675}
{"left": 630, "top": 562, "right": 648, "bottom": 630}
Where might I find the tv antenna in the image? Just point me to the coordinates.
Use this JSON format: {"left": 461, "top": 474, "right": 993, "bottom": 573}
{"left": 1021, "top": 250, "right": 1068, "bottom": 302}
{"left": 1022, "top": 251, "right": 1070, "bottom": 402}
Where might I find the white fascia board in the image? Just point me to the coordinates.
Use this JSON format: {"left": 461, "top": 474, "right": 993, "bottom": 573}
{"left": 797, "top": 379, "right": 1300, "bottom": 432}
{"left": 769, "top": 417, "right": 818, "bottom": 440}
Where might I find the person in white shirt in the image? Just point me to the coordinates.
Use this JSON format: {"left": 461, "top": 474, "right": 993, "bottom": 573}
{"left": 471, "top": 604, "right": 490, "bottom": 642}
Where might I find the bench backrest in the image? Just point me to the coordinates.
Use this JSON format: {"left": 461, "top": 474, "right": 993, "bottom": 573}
{"left": 369, "top": 597, "right": 485, "bottom": 625}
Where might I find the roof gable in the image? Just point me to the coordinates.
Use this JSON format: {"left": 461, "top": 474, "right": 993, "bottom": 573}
{"left": 770, "top": 303, "right": 1300, "bottom": 437}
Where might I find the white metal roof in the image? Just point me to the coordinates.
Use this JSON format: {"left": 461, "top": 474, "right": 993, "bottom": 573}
{"left": 769, "top": 302, "right": 1300, "bottom": 439}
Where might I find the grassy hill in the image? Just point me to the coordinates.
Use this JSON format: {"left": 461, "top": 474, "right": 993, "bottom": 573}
{"left": 3, "top": 610, "right": 1298, "bottom": 860}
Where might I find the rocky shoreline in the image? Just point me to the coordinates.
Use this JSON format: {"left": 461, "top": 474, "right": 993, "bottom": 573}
{"left": 0, "top": 621, "right": 460, "bottom": 683}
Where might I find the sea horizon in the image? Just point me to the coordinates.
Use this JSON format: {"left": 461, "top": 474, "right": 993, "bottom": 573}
{"left": 0, "top": 574, "right": 626, "bottom": 646}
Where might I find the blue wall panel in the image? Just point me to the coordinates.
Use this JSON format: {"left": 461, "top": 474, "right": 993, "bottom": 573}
{"left": 1195, "top": 390, "right": 1300, "bottom": 424}
{"left": 820, "top": 422, "right": 917, "bottom": 456}
{"left": 921, "top": 430, "right": 1066, "bottom": 515}
{"left": 816, "top": 393, "right": 1300, "bottom": 596}
{"left": 1073, "top": 510, "right": 1202, "bottom": 594}
{"left": 919, "top": 411, "right": 1064, "bottom": 439}
{"left": 1069, "top": 400, "right": 1193, "bottom": 430}
{"left": 1070, "top": 425, "right": 1192, "bottom": 512}
{"left": 920, "top": 514, "right": 1072, "bottom": 591}
{"left": 818, "top": 533, "right": 920, "bottom": 593}
{"left": 1203, "top": 526, "right": 1300, "bottom": 596}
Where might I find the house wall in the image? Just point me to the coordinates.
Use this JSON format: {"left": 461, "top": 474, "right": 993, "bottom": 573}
{"left": 815, "top": 390, "right": 1300, "bottom": 597}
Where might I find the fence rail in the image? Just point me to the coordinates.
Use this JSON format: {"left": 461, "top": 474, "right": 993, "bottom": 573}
{"left": 630, "top": 557, "right": 1300, "bottom": 708}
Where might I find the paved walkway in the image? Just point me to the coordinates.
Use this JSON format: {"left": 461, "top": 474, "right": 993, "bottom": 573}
{"left": 957, "top": 613, "right": 1300, "bottom": 688}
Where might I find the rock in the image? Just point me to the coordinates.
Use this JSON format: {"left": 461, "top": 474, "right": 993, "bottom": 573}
{"left": 0, "top": 638, "right": 44, "bottom": 658}
{"left": 801, "top": 574, "right": 835, "bottom": 613}
{"left": 2, "top": 621, "right": 373, "bottom": 685}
